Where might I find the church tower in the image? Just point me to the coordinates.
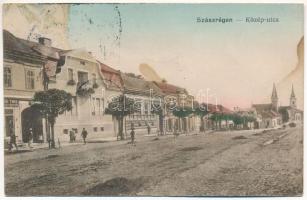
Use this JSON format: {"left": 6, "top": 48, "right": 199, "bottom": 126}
{"left": 290, "top": 84, "right": 297, "bottom": 108}
{"left": 271, "top": 83, "right": 278, "bottom": 111}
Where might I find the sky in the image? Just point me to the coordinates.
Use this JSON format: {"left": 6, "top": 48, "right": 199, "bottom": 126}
{"left": 67, "top": 4, "right": 304, "bottom": 109}
{"left": 3, "top": 3, "right": 304, "bottom": 109}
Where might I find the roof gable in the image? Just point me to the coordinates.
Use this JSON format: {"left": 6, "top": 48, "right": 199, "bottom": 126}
{"left": 61, "top": 49, "right": 97, "bottom": 63}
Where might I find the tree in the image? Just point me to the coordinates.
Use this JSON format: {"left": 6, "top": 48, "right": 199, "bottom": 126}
{"left": 242, "top": 115, "right": 256, "bottom": 129}
{"left": 194, "top": 103, "right": 209, "bottom": 132}
{"left": 105, "top": 94, "right": 135, "bottom": 140}
{"left": 151, "top": 101, "right": 165, "bottom": 135}
{"left": 210, "top": 112, "right": 226, "bottom": 130}
{"left": 172, "top": 107, "right": 193, "bottom": 133}
{"left": 279, "top": 107, "right": 289, "bottom": 123}
{"left": 31, "top": 89, "right": 73, "bottom": 148}
{"left": 231, "top": 114, "right": 244, "bottom": 129}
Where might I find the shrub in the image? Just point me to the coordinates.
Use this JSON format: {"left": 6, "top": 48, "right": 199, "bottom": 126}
{"left": 289, "top": 122, "right": 296, "bottom": 128}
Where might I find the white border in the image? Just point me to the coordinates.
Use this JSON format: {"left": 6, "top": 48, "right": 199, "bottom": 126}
{"left": 0, "top": 1, "right": 306, "bottom": 200}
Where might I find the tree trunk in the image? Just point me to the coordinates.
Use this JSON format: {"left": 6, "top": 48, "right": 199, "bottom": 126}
{"left": 159, "top": 114, "right": 164, "bottom": 135}
{"left": 121, "top": 116, "right": 125, "bottom": 140}
{"left": 118, "top": 116, "right": 124, "bottom": 140}
{"left": 50, "top": 122, "right": 55, "bottom": 148}
{"left": 200, "top": 116, "right": 205, "bottom": 132}
{"left": 226, "top": 119, "right": 229, "bottom": 130}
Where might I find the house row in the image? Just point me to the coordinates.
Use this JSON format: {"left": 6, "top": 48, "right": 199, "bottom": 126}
{"left": 5, "top": 29, "right": 301, "bottom": 147}
{"left": 3, "top": 30, "right": 200, "bottom": 145}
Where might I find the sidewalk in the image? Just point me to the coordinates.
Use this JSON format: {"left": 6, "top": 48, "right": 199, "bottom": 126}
{"left": 4, "top": 136, "right": 118, "bottom": 155}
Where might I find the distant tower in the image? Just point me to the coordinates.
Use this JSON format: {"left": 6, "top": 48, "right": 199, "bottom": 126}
{"left": 290, "top": 84, "right": 297, "bottom": 108}
{"left": 271, "top": 83, "right": 278, "bottom": 111}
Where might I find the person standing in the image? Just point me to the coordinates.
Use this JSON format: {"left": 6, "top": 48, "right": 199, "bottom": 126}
{"left": 69, "top": 129, "right": 75, "bottom": 142}
{"left": 81, "top": 128, "right": 88, "bottom": 144}
{"left": 130, "top": 128, "right": 135, "bottom": 145}
{"left": 147, "top": 124, "right": 151, "bottom": 135}
{"left": 28, "top": 128, "right": 33, "bottom": 148}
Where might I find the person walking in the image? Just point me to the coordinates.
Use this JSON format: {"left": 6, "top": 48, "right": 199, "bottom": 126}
{"left": 28, "top": 128, "right": 33, "bottom": 148}
{"left": 81, "top": 128, "right": 88, "bottom": 144}
{"left": 9, "top": 133, "right": 18, "bottom": 152}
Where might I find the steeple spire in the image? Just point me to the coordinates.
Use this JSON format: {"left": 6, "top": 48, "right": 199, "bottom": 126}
{"left": 271, "top": 83, "right": 278, "bottom": 111}
{"left": 291, "top": 84, "right": 296, "bottom": 98}
{"left": 290, "top": 84, "right": 297, "bottom": 108}
{"left": 271, "top": 83, "right": 278, "bottom": 99}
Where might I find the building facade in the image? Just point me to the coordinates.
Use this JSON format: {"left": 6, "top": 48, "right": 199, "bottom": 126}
{"left": 3, "top": 30, "right": 59, "bottom": 145}
{"left": 48, "top": 49, "right": 115, "bottom": 143}
{"left": 153, "top": 81, "right": 196, "bottom": 134}
{"left": 279, "top": 85, "right": 303, "bottom": 124}
{"left": 98, "top": 61, "right": 124, "bottom": 138}
{"left": 120, "top": 73, "right": 163, "bottom": 136}
{"left": 252, "top": 84, "right": 282, "bottom": 129}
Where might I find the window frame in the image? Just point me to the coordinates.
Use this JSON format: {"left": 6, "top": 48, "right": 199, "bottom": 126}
{"left": 4, "top": 66, "right": 12, "bottom": 88}
{"left": 67, "top": 68, "right": 74, "bottom": 81}
{"left": 25, "top": 68, "right": 35, "bottom": 90}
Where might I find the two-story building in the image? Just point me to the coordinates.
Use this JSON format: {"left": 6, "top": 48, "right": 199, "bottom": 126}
{"left": 98, "top": 61, "right": 124, "bottom": 138}
{"left": 48, "top": 49, "right": 116, "bottom": 142}
{"left": 3, "top": 30, "right": 59, "bottom": 145}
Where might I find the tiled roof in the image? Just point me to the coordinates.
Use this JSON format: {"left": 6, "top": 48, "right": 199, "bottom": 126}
{"left": 260, "top": 110, "right": 280, "bottom": 118}
{"left": 3, "top": 29, "right": 61, "bottom": 63}
{"left": 121, "top": 73, "right": 163, "bottom": 96}
{"left": 3, "top": 30, "right": 42, "bottom": 58}
{"left": 98, "top": 61, "right": 123, "bottom": 90}
{"left": 198, "top": 103, "right": 232, "bottom": 114}
{"left": 100, "top": 62, "right": 120, "bottom": 74}
{"left": 153, "top": 81, "right": 185, "bottom": 95}
{"left": 252, "top": 104, "right": 272, "bottom": 111}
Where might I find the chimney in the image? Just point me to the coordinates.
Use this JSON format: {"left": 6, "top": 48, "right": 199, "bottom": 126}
{"left": 38, "top": 37, "right": 52, "bottom": 47}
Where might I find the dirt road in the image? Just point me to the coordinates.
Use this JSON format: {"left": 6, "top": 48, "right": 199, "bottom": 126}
{"left": 5, "top": 126, "right": 303, "bottom": 196}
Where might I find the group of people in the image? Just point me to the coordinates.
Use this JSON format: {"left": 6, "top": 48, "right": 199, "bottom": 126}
{"left": 8, "top": 128, "right": 33, "bottom": 152}
{"left": 9, "top": 124, "right": 151, "bottom": 151}
{"left": 8, "top": 127, "right": 89, "bottom": 152}
{"left": 69, "top": 128, "right": 88, "bottom": 144}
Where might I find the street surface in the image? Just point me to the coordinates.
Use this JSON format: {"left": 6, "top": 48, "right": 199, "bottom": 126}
{"left": 5, "top": 126, "right": 303, "bottom": 196}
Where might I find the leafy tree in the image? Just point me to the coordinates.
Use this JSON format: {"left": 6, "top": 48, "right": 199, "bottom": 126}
{"left": 230, "top": 114, "right": 244, "bottom": 129}
{"left": 194, "top": 103, "right": 209, "bottom": 132}
{"left": 210, "top": 112, "right": 227, "bottom": 130}
{"left": 105, "top": 95, "right": 135, "bottom": 140}
{"left": 172, "top": 107, "right": 193, "bottom": 133}
{"left": 244, "top": 115, "right": 256, "bottom": 129}
{"left": 278, "top": 107, "right": 289, "bottom": 123}
{"left": 31, "top": 89, "right": 73, "bottom": 148}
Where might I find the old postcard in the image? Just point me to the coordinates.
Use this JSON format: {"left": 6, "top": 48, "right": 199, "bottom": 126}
{"left": 2, "top": 3, "right": 304, "bottom": 197}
